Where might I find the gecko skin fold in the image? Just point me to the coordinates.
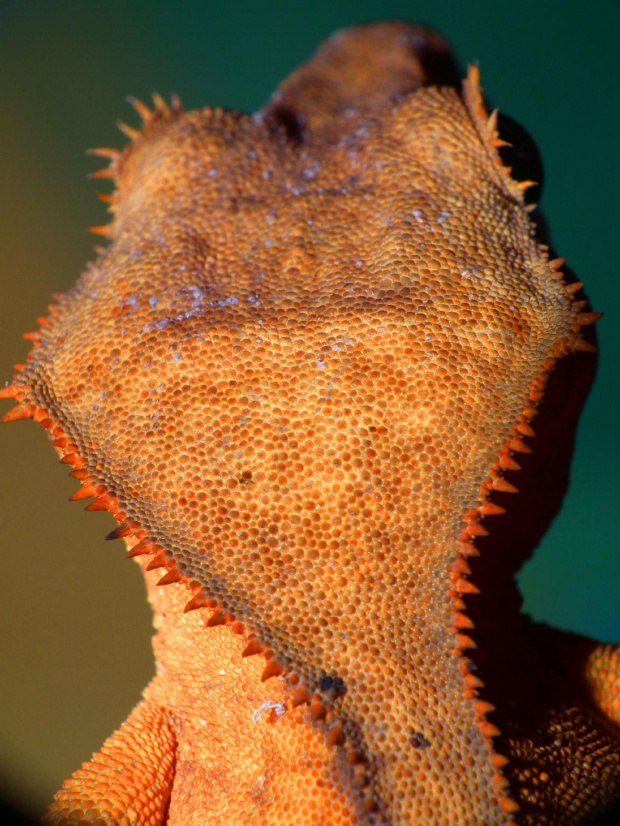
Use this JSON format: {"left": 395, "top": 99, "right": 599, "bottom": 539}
{"left": 2, "top": 21, "right": 620, "bottom": 826}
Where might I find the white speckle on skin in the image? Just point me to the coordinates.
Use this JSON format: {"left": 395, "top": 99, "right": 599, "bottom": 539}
{"left": 252, "top": 700, "right": 286, "bottom": 724}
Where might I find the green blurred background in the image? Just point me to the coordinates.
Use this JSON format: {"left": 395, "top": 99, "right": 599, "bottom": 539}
{"left": 0, "top": 0, "right": 618, "bottom": 818}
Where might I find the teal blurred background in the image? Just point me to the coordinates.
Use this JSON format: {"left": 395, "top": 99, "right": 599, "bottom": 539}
{"left": 0, "top": 0, "right": 618, "bottom": 818}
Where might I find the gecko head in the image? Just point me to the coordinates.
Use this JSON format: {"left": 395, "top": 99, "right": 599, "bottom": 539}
{"left": 5, "top": 22, "right": 593, "bottom": 639}
{"left": 1, "top": 24, "right": 602, "bottom": 823}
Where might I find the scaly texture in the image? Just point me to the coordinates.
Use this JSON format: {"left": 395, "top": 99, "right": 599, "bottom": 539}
{"left": 2, "top": 22, "right": 619, "bottom": 825}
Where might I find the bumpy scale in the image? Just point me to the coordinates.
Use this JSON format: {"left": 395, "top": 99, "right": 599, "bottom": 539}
{"left": 2, "top": 22, "right": 620, "bottom": 826}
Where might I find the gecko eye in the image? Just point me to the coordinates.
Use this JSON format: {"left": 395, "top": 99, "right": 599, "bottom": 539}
{"left": 495, "top": 111, "right": 544, "bottom": 206}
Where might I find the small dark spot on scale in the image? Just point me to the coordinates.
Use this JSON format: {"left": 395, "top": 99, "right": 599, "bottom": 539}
{"left": 239, "top": 470, "right": 253, "bottom": 484}
{"left": 318, "top": 675, "right": 347, "bottom": 696}
{"left": 410, "top": 731, "right": 431, "bottom": 749}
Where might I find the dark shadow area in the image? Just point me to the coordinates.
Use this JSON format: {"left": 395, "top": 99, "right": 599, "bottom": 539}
{"left": 0, "top": 798, "right": 40, "bottom": 826}
{"left": 591, "top": 804, "right": 620, "bottom": 825}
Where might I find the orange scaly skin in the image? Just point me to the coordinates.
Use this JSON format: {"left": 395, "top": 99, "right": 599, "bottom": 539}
{"left": 2, "top": 22, "right": 619, "bottom": 825}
